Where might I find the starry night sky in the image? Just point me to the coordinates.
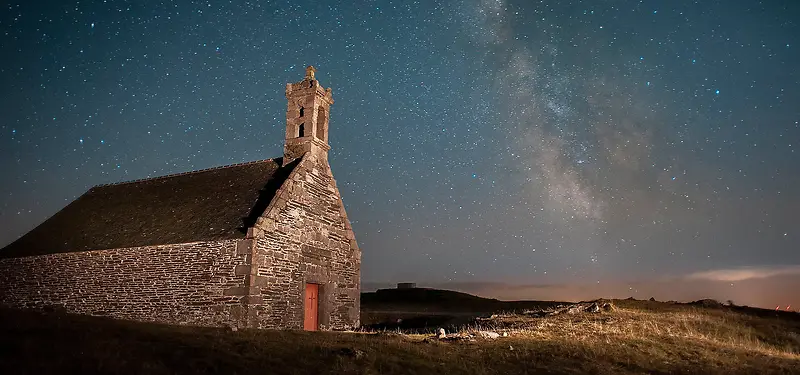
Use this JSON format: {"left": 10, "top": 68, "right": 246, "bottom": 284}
{"left": 2, "top": 1, "right": 799, "bottom": 308}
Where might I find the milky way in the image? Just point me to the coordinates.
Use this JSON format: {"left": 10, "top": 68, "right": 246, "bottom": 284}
{"left": 1, "top": 0, "right": 798, "bottom": 306}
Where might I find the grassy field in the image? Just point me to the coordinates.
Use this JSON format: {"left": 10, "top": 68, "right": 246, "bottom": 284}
{"left": 1, "top": 291, "right": 799, "bottom": 374}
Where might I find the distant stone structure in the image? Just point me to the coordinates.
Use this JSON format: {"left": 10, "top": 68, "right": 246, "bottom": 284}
{"left": 0, "top": 66, "right": 360, "bottom": 331}
{"left": 397, "top": 283, "right": 417, "bottom": 289}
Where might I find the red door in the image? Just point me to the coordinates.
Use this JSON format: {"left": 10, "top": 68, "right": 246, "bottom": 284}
{"left": 304, "top": 283, "right": 319, "bottom": 331}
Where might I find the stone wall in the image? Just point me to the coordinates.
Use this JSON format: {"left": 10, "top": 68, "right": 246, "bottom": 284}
{"left": 245, "top": 152, "right": 361, "bottom": 330}
{"left": 0, "top": 240, "right": 251, "bottom": 327}
{"left": 0, "top": 153, "right": 361, "bottom": 331}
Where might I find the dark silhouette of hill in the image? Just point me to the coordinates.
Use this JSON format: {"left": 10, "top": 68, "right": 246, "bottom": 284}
{"left": 361, "top": 288, "right": 800, "bottom": 331}
{"left": 361, "top": 287, "right": 563, "bottom": 313}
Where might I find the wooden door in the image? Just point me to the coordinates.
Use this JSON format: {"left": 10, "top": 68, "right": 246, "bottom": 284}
{"left": 304, "top": 283, "right": 319, "bottom": 331}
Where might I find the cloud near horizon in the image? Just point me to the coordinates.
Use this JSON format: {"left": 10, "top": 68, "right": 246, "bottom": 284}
{"left": 685, "top": 266, "right": 800, "bottom": 282}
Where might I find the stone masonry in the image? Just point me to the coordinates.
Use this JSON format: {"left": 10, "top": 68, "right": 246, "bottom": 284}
{"left": 0, "top": 240, "right": 251, "bottom": 326}
{"left": 235, "top": 151, "right": 361, "bottom": 329}
{"left": 0, "top": 66, "right": 360, "bottom": 330}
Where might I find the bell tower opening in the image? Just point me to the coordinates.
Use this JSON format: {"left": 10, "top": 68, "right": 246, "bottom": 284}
{"left": 283, "top": 65, "right": 334, "bottom": 166}
{"left": 316, "top": 107, "right": 327, "bottom": 142}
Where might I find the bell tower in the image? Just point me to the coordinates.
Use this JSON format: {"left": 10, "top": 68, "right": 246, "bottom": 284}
{"left": 283, "top": 65, "right": 334, "bottom": 166}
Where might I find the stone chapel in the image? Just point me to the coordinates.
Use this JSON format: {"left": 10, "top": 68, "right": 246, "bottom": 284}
{"left": 0, "top": 66, "right": 360, "bottom": 331}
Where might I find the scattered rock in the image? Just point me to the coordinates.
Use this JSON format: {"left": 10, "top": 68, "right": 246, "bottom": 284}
{"left": 437, "top": 333, "right": 476, "bottom": 342}
{"left": 522, "top": 309, "right": 547, "bottom": 317}
{"left": 557, "top": 302, "right": 610, "bottom": 315}
{"left": 477, "top": 331, "right": 500, "bottom": 339}
{"left": 509, "top": 345, "right": 514, "bottom": 351}
{"left": 505, "top": 302, "right": 616, "bottom": 319}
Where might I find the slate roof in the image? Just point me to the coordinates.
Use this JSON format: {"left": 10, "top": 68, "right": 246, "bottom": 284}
{"left": 0, "top": 158, "right": 298, "bottom": 258}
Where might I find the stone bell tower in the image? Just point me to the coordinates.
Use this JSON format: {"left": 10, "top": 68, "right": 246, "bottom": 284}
{"left": 283, "top": 65, "right": 334, "bottom": 166}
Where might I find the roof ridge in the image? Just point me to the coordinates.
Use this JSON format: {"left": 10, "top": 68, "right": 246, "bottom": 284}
{"left": 93, "top": 158, "right": 277, "bottom": 188}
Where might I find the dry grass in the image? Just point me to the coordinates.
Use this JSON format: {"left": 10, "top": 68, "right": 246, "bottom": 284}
{"left": 456, "top": 304, "right": 800, "bottom": 363}
{"left": 468, "top": 307, "right": 800, "bottom": 356}
{"left": 1, "top": 300, "right": 799, "bottom": 374}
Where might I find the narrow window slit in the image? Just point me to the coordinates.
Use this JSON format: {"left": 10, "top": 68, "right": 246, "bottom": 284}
{"left": 316, "top": 107, "right": 326, "bottom": 140}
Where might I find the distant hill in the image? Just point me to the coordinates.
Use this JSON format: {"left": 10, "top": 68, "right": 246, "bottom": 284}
{"left": 361, "top": 287, "right": 563, "bottom": 312}
{"left": 360, "top": 287, "right": 800, "bottom": 330}
{"left": 360, "top": 287, "right": 568, "bottom": 329}
{"left": 362, "top": 287, "right": 497, "bottom": 308}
